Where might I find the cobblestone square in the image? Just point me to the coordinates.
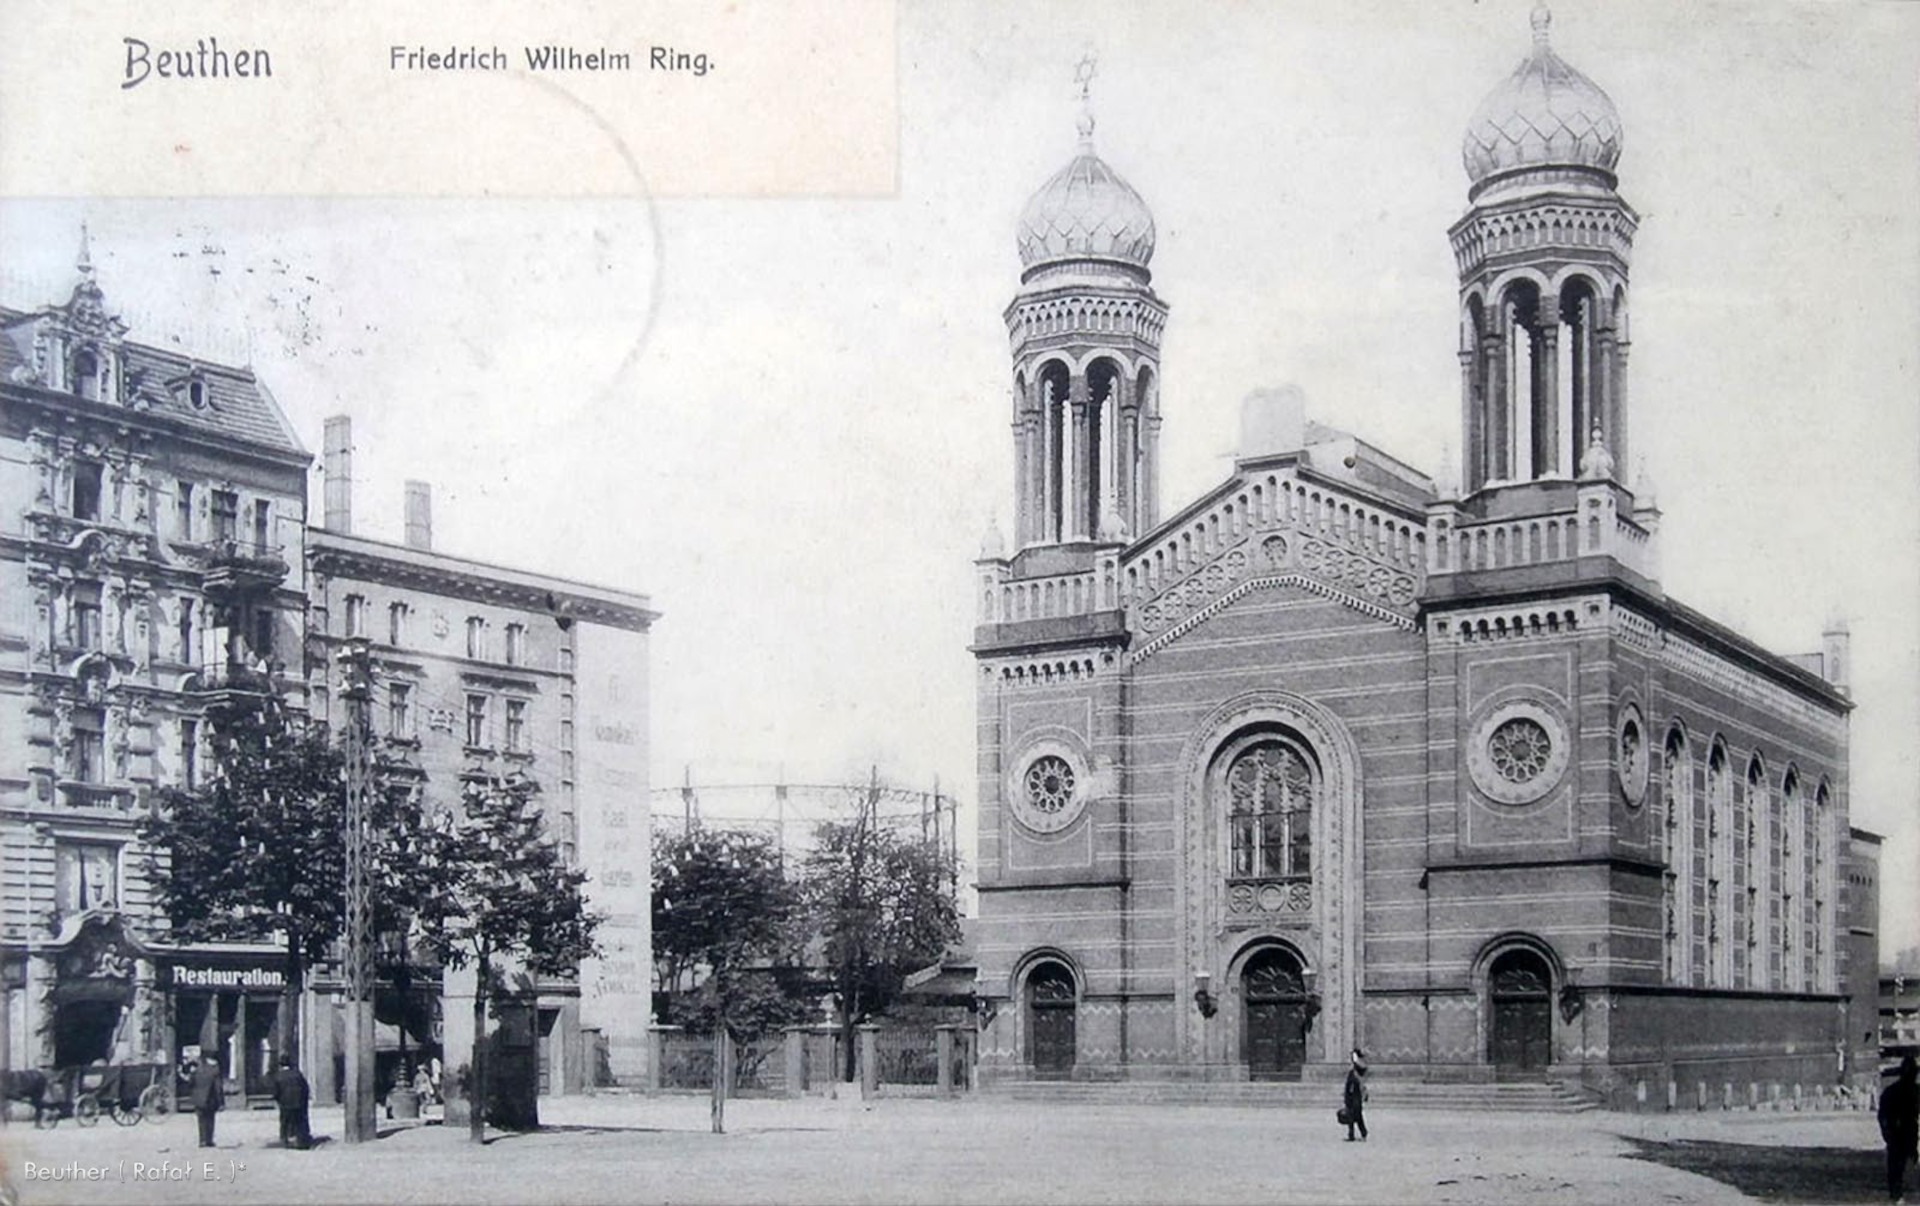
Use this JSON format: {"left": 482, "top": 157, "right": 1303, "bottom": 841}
{"left": 0, "top": 1095, "right": 1896, "bottom": 1205}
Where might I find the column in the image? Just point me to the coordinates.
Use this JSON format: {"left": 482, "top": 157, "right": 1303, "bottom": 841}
{"left": 1142, "top": 415, "right": 1163, "bottom": 529}
{"left": 1042, "top": 391, "right": 1060, "bottom": 543}
{"left": 1458, "top": 349, "right": 1480, "bottom": 494}
{"left": 1612, "top": 340, "right": 1631, "bottom": 477}
{"left": 1534, "top": 318, "right": 1559, "bottom": 478}
{"left": 783, "top": 1027, "right": 807, "bottom": 1098}
{"left": 1068, "top": 376, "right": 1090, "bottom": 541}
{"left": 1484, "top": 329, "right": 1508, "bottom": 483}
{"left": 857, "top": 1024, "right": 879, "bottom": 1099}
{"left": 936, "top": 1026, "right": 955, "bottom": 1095}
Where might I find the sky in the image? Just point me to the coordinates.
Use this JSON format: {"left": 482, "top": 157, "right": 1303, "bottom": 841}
{"left": 2, "top": 0, "right": 1915, "bottom": 952}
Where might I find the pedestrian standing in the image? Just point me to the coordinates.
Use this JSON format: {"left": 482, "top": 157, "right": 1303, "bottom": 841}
{"left": 189, "top": 1053, "right": 224, "bottom": 1149}
{"left": 1882, "top": 1054, "right": 1919, "bottom": 1204}
{"left": 271, "top": 1054, "right": 312, "bottom": 1149}
{"left": 1343, "top": 1047, "right": 1369, "bottom": 1142}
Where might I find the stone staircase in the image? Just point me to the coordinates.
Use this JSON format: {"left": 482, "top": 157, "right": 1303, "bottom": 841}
{"left": 980, "top": 1077, "right": 1601, "bottom": 1113}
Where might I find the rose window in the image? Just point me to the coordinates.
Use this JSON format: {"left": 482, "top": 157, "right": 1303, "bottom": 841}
{"left": 1487, "top": 718, "right": 1553, "bottom": 784}
{"left": 1467, "top": 700, "right": 1571, "bottom": 806}
{"left": 1025, "top": 756, "right": 1075, "bottom": 815}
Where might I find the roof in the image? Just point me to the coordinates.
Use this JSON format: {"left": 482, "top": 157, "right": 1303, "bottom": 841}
{"left": 0, "top": 297, "right": 307, "bottom": 460}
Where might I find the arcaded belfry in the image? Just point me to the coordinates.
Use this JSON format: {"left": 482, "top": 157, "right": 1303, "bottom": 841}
{"left": 966, "top": 8, "right": 1878, "bottom": 1102}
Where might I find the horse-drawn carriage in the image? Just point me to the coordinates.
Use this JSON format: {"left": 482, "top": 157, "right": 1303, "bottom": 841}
{"left": 4, "top": 1063, "right": 172, "bottom": 1128}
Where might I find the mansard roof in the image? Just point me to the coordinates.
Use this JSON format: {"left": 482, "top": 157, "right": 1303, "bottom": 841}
{"left": 0, "top": 304, "right": 306, "bottom": 460}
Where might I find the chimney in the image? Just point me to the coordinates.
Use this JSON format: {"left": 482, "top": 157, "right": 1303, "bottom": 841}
{"left": 322, "top": 415, "right": 352, "bottom": 533}
{"left": 404, "top": 480, "right": 433, "bottom": 551}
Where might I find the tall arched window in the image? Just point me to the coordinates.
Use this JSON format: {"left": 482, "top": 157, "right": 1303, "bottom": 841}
{"left": 1222, "top": 735, "right": 1316, "bottom": 881}
{"left": 1812, "top": 782, "right": 1833, "bottom": 992}
{"left": 1745, "top": 757, "right": 1769, "bottom": 989}
{"left": 1661, "top": 729, "right": 1691, "bottom": 985}
{"left": 1705, "top": 744, "right": 1732, "bottom": 987}
{"left": 1780, "top": 769, "right": 1801, "bottom": 991}
{"left": 1037, "top": 362, "right": 1070, "bottom": 543}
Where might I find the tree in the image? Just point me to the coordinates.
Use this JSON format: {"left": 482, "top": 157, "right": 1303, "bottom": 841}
{"left": 139, "top": 689, "right": 431, "bottom": 1067}
{"left": 652, "top": 826, "right": 807, "bottom": 1132}
{"left": 800, "top": 810, "right": 961, "bottom": 1081}
{"left": 414, "top": 772, "right": 601, "bottom": 1143}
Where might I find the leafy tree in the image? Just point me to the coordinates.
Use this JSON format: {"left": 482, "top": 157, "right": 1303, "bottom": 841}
{"left": 800, "top": 812, "right": 961, "bottom": 1081}
{"left": 139, "top": 690, "right": 432, "bottom": 1064}
{"left": 652, "top": 826, "right": 806, "bottom": 1131}
{"left": 414, "top": 772, "right": 601, "bottom": 1143}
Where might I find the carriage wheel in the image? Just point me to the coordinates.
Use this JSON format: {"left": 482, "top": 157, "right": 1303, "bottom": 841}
{"left": 112, "top": 1100, "right": 142, "bottom": 1126}
{"left": 74, "top": 1093, "right": 101, "bottom": 1126}
{"left": 34, "top": 1103, "right": 58, "bottom": 1129}
{"left": 139, "top": 1084, "right": 172, "bottom": 1122}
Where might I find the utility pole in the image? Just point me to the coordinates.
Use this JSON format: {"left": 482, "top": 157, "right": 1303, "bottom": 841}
{"left": 338, "top": 638, "right": 377, "bottom": 1144}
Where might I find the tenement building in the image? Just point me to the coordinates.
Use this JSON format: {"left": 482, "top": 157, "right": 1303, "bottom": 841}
{"left": 0, "top": 248, "right": 656, "bottom": 1104}
{"left": 304, "top": 418, "right": 656, "bottom": 1101}
{"left": 0, "top": 240, "right": 311, "bottom": 1097}
{"left": 970, "top": 8, "right": 1869, "bottom": 1096}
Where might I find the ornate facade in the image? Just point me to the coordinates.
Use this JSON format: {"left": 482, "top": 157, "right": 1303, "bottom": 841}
{"left": 971, "top": 10, "right": 1869, "bottom": 1096}
{"left": 0, "top": 236, "right": 310, "bottom": 1096}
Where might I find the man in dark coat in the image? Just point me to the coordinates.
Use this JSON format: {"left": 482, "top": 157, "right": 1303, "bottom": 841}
{"left": 271, "top": 1055, "right": 312, "bottom": 1150}
{"left": 188, "top": 1053, "right": 224, "bottom": 1148}
{"left": 1882, "top": 1054, "right": 1919, "bottom": 1204}
{"left": 1343, "top": 1047, "right": 1369, "bottom": 1142}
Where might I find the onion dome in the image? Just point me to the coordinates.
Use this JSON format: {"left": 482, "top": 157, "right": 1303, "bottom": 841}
{"left": 1462, "top": 4, "right": 1623, "bottom": 189}
{"left": 1017, "top": 116, "right": 1156, "bottom": 271}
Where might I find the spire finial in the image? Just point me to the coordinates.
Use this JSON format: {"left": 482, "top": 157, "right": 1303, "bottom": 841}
{"left": 77, "top": 221, "right": 94, "bottom": 279}
{"left": 1074, "top": 48, "right": 1099, "bottom": 145}
{"left": 1531, "top": 1, "right": 1553, "bottom": 48}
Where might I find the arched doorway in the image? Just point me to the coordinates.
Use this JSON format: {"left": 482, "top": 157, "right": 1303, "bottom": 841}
{"left": 1488, "top": 949, "right": 1553, "bottom": 1078}
{"left": 1243, "top": 947, "right": 1310, "bottom": 1081}
{"left": 1026, "top": 962, "right": 1076, "bottom": 1075}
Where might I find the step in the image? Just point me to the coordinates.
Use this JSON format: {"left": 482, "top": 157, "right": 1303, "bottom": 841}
{"left": 980, "top": 1079, "right": 1599, "bottom": 1113}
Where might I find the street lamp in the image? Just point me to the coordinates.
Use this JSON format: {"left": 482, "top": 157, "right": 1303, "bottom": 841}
{"left": 1193, "top": 970, "right": 1218, "bottom": 1018}
{"left": 337, "top": 637, "right": 376, "bottom": 1144}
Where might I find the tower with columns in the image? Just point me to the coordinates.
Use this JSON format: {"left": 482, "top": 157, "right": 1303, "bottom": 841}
{"left": 1006, "top": 59, "right": 1165, "bottom": 548}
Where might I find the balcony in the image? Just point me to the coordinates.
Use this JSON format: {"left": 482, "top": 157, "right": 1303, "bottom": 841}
{"left": 193, "top": 540, "right": 290, "bottom": 598}
{"left": 185, "top": 660, "right": 281, "bottom": 707}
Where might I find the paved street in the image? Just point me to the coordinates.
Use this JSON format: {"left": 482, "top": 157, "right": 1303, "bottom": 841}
{"left": 0, "top": 1093, "right": 1892, "bottom": 1205}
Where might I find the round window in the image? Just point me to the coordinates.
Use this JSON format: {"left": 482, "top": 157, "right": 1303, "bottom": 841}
{"left": 1467, "top": 700, "right": 1571, "bottom": 805}
{"left": 1008, "top": 745, "right": 1088, "bottom": 834}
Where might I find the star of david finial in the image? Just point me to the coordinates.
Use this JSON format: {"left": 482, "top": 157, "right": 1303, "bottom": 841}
{"left": 77, "top": 221, "right": 94, "bottom": 278}
{"left": 1531, "top": 2, "right": 1553, "bottom": 48}
{"left": 1074, "top": 48, "right": 1099, "bottom": 143}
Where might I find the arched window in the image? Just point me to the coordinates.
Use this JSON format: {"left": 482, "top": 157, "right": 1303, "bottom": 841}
{"left": 1812, "top": 781, "right": 1832, "bottom": 991}
{"left": 1037, "top": 362, "right": 1070, "bottom": 543}
{"left": 73, "top": 348, "right": 101, "bottom": 401}
{"left": 1780, "top": 769, "right": 1801, "bottom": 991}
{"left": 1661, "top": 729, "right": 1691, "bottom": 985}
{"left": 1745, "top": 757, "right": 1769, "bottom": 988}
{"left": 1705, "top": 744, "right": 1731, "bottom": 986}
{"left": 1222, "top": 735, "right": 1316, "bottom": 881}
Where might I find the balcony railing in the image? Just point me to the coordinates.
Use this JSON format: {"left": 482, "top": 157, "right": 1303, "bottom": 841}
{"left": 189, "top": 540, "right": 290, "bottom": 595}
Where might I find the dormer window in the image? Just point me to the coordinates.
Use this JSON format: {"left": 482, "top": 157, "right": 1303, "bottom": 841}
{"left": 187, "top": 377, "right": 208, "bottom": 409}
{"left": 73, "top": 348, "right": 101, "bottom": 401}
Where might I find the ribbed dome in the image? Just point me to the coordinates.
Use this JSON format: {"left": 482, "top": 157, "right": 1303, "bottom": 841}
{"left": 1016, "top": 143, "right": 1156, "bottom": 271}
{"left": 1462, "top": 6, "right": 1622, "bottom": 188}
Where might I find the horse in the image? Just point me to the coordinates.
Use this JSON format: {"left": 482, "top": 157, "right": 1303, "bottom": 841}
{"left": 3, "top": 1069, "right": 49, "bottom": 1124}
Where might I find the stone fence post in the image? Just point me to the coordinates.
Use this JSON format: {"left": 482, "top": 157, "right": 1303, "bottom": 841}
{"left": 936, "top": 1026, "right": 956, "bottom": 1095}
{"left": 647, "top": 1025, "right": 679, "bottom": 1094}
{"left": 857, "top": 1024, "right": 880, "bottom": 1100}
{"left": 784, "top": 1026, "right": 808, "bottom": 1099}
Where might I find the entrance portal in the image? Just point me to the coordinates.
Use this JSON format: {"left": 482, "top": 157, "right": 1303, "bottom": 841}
{"left": 1243, "top": 947, "right": 1309, "bottom": 1081}
{"left": 1488, "top": 949, "right": 1552, "bottom": 1078}
{"left": 1026, "top": 963, "right": 1076, "bottom": 1075}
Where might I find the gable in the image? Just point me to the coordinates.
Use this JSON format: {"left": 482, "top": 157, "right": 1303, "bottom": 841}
{"left": 1122, "top": 468, "right": 1426, "bottom": 664}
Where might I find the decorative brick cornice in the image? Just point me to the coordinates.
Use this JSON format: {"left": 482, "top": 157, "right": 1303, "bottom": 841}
{"left": 1131, "top": 573, "right": 1416, "bottom": 665}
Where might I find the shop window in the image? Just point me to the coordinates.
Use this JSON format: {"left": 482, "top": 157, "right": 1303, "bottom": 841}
{"left": 72, "top": 461, "right": 103, "bottom": 520}
{"left": 71, "top": 707, "right": 106, "bottom": 782}
{"left": 465, "top": 693, "right": 489, "bottom": 748}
